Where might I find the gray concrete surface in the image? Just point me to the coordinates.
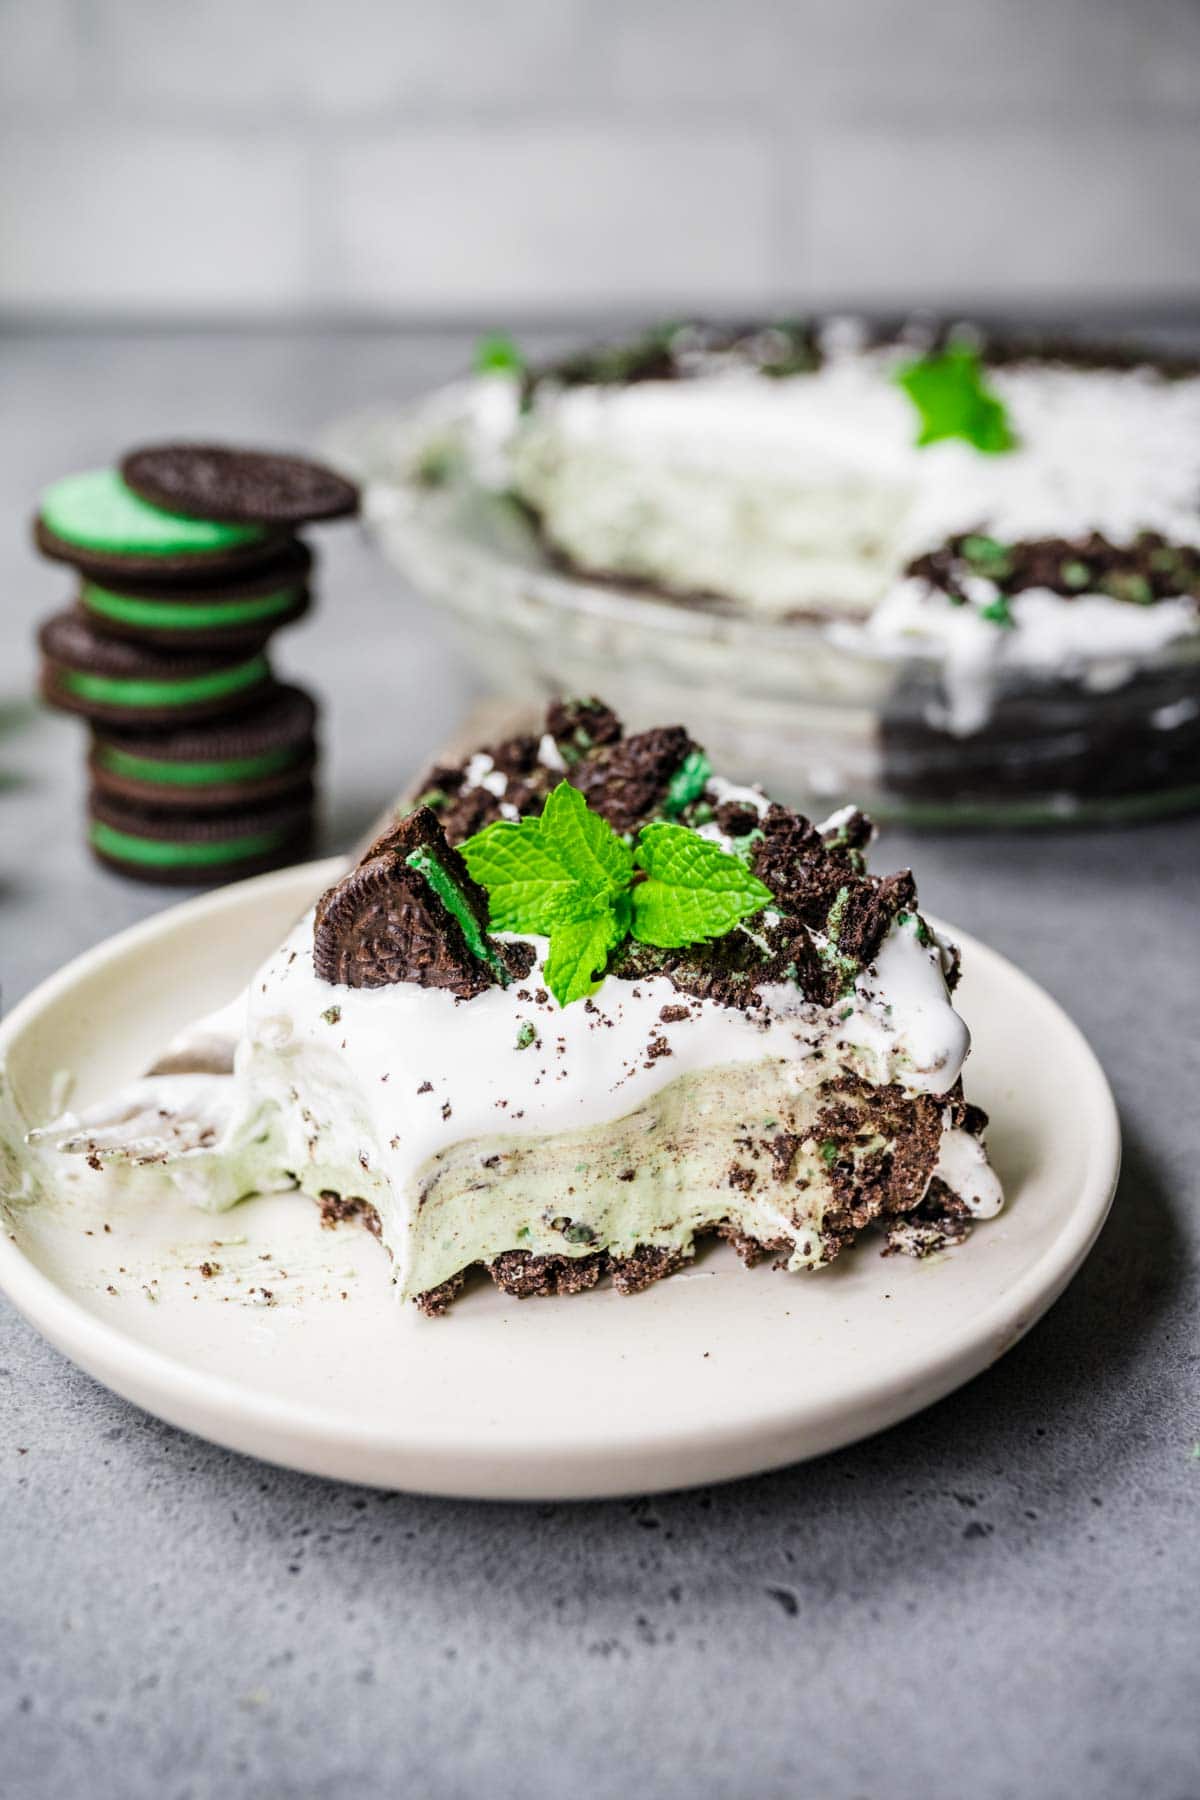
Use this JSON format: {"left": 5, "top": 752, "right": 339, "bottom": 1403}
{"left": 1, "top": 328, "right": 1198, "bottom": 1800}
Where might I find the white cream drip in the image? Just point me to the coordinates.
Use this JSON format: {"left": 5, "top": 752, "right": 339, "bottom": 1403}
{"left": 860, "top": 580, "right": 1200, "bottom": 736}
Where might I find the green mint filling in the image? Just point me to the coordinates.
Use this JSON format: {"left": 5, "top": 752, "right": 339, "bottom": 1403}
{"left": 896, "top": 909, "right": 933, "bottom": 947}
{"left": 824, "top": 885, "right": 851, "bottom": 939}
{"left": 960, "top": 534, "right": 1013, "bottom": 579}
{"left": 819, "top": 1139, "right": 840, "bottom": 1167}
{"left": 1059, "top": 559, "right": 1092, "bottom": 591}
{"left": 41, "top": 468, "right": 266, "bottom": 555}
{"left": 663, "top": 749, "right": 713, "bottom": 818}
{"left": 1101, "top": 572, "right": 1155, "bottom": 606}
{"left": 64, "top": 654, "right": 268, "bottom": 709}
{"left": 728, "top": 827, "right": 765, "bottom": 864}
{"left": 96, "top": 742, "right": 302, "bottom": 787}
{"left": 978, "top": 594, "right": 1014, "bottom": 628}
{"left": 819, "top": 885, "right": 859, "bottom": 994}
{"left": 82, "top": 582, "right": 299, "bottom": 631}
{"left": 90, "top": 820, "right": 287, "bottom": 868}
{"left": 404, "top": 846, "right": 510, "bottom": 984}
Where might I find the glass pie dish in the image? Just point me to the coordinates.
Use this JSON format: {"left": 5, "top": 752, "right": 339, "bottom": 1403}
{"left": 330, "top": 399, "right": 1200, "bottom": 827}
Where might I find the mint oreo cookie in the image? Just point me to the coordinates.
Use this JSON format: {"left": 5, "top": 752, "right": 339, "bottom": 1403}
{"left": 76, "top": 540, "right": 313, "bottom": 649}
{"left": 39, "top": 609, "right": 274, "bottom": 726}
{"left": 121, "top": 443, "right": 360, "bottom": 526}
{"left": 88, "top": 788, "right": 315, "bottom": 886}
{"left": 35, "top": 468, "right": 287, "bottom": 581}
{"left": 90, "top": 685, "right": 317, "bottom": 811}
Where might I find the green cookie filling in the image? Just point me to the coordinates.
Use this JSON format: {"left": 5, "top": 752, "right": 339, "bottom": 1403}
{"left": 95, "top": 742, "right": 304, "bottom": 788}
{"left": 404, "top": 845, "right": 511, "bottom": 983}
{"left": 90, "top": 820, "right": 291, "bottom": 868}
{"left": 42, "top": 469, "right": 266, "bottom": 556}
{"left": 63, "top": 654, "right": 268, "bottom": 710}
{"left": 82, "top": 582, "right": 300, "bottom": 631}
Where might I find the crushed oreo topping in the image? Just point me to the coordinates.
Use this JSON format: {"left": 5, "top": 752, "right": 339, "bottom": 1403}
{"left": 907, "top": 530, "right": 1200, "bottom": 609}
{"left": 522, "top": 317, "right": 1200, "bottom": 400}
{"left": 413, "top": 700, "right": 931, "bottom": 1012}
{"left": 570, "top": 723, "right": 697, "bottom": 836}
{"left": 414, "top": 698, "right": 698, "bottom": 843}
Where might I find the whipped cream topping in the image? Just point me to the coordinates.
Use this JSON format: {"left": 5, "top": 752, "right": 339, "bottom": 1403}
{"left": 518, "top": 351, "right": 1200, "bottom": 570}
{"left": 457, "top": 341, "right": 1200, "bottom": 722}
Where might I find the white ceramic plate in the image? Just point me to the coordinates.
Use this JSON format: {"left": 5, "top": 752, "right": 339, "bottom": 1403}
{"left": 0, "top": 859, "right": 1119, "bottom": 1501}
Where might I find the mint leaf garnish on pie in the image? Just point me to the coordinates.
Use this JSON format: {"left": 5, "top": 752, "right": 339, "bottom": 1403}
{"left": 474, "top": 332, "right": 525, "bottom": 377}
{"left": 895, "top": 346, "right": 1017, "bottom": 454}
{"left": 461, "top": 782, "right": 773, "bottom": 1006}
{"left": 461, "top": 781, "right": 632, "bottom": 935}
{"left": 544, "top": 905, "right": 630, "bottom": 1008}
{"left": 631, "top": 823, "right": 773, "bottom": 949}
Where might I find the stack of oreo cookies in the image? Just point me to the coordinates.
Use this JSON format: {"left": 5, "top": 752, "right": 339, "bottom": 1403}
{"left": 33, "top": 444, "right": 359, "bottom": 884}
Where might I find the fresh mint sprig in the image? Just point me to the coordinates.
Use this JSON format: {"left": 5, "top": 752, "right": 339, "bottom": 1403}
{"left": 474, "top": 332, "right": 525, "bottom": 377}
{"left": 895, "top": 345, "right": 1017, "bottom": 454}
{"left": 460, "top": 781, "right": 773, "bottom": 1007}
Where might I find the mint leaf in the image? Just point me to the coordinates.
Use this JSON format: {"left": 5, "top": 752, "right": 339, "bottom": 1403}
{"left": 459, "top": 815, "right": 581, "bottom": 934}
{"left": 461, "top": 783, "right": 774, "bottom": 1004}
{"left": 895, "top": 346, "right": 1017, "bottom": 455}
{"left": 474, "top": 332, "right": 524, "bottom": 377}
{"left": 538, "top": 780, "right": 632, "bottom": 902}
{"left": 460, "top": 781, "right": 631, "bottom": 937}
{"left": 631, "top": 823, "right": 773, "bottom": 949}
{"left": 544, "top": 907, "right": 627, "bottom": 1007}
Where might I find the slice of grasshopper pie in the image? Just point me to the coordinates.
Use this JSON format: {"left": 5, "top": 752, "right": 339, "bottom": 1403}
{"left": 20, "top": 699, "right": 1001, "bottom": 1313}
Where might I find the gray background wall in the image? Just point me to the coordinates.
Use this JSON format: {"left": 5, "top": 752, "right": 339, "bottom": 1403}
{"left": 2, "top": 0, "right": 1199, "bottom": 319}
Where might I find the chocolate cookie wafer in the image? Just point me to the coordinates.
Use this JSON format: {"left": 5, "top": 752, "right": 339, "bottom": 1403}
{"left": 88, "top": 787, "right": 315, "bottom": 886}
{"left": 90, "top": 685, "right": 318, "bottom": 812}
{"left": 76, "top": 540, "right": 314, "bottom": 649}
{"left": 35, "top": 468, "right": 288, "bottom": 582}
{"left": 121, "top": 443, "right": 360, "bottom": 526}
{"left": 39, "top": 609, "right": 274, "bottom": 727}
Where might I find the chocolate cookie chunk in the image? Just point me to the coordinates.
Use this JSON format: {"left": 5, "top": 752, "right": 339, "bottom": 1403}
{"left": 90, "top": 684, "right": 317, "bottom": 811}
{"left": 77, "top": 540, "right": 313, "bottom": 649}
{"left": 570, "top": 724, "right": 697, "bottom": 835}
{"left": 313, "top": 806, "right": 529, "bottom": 996}
{"left": 89, "top": 787, "right": 314, "bottom": 886}
{"left": 35, "top": 468, "right": 287, "bottom": 581}
{"left": 39, "top": 609, "right": 275, "bottom": 727}
{"left": 121, "top": 443, "right": 360, "bottom": 526}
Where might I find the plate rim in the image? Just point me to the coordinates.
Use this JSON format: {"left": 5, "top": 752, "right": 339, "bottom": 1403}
{"left": 0, "top": 858, "right": 1121, "bottom": 1500}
